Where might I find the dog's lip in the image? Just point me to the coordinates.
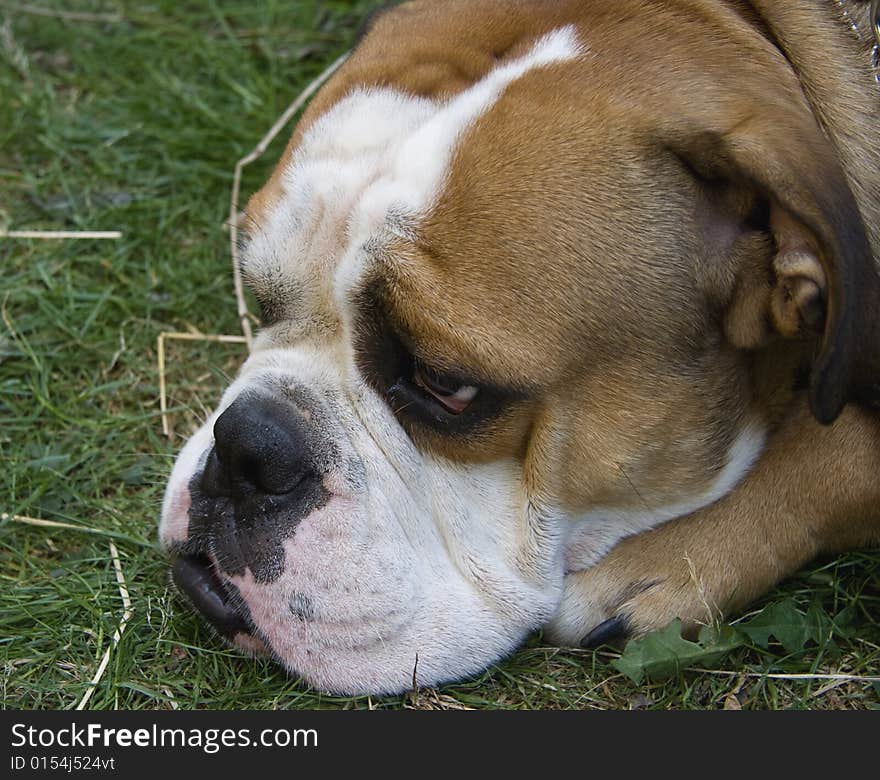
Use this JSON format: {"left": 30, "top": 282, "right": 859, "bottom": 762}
{"left": 171, "top": 554, "right": 252, "bottom": 638}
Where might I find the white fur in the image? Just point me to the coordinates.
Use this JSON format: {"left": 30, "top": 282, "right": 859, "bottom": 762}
{"left": 160, "top": 423, "right": 214, "bottom": 545}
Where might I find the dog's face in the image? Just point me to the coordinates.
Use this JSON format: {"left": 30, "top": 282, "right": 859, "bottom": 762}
{"left": 160, "top": 1, "right": 878, "bottom": 694}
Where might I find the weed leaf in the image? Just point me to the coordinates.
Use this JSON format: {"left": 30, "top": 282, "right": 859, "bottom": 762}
{"left": 612, "top": 620, "right": 745, "bottom": 684}
{"left": 738, "top": 599, "right": 826, "bottom": 653}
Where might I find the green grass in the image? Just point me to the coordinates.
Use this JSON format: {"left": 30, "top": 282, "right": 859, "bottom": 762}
{"left": 1, "top": 0, "right": 878, "bottom": 711}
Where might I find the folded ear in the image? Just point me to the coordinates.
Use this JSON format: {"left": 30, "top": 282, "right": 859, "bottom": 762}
{"left": 666, "top": 101, "right": 880, "bottom": 424}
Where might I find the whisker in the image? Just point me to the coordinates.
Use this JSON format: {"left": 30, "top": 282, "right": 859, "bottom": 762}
{"left": 616, "top": 463, "right": 653, "bottom": 514}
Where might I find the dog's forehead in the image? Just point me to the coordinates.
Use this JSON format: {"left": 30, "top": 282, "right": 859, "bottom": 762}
{"left": 240, "top": 25, "right": 585, "bottom": 327}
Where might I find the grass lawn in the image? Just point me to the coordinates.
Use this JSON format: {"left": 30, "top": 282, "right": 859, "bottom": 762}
{"left": 1, "top": 0, "right": 878, "bottom": 711}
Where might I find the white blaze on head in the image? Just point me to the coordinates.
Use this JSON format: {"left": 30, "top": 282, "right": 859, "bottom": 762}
{"left": 363, "top": 24, "right": 586, "bottom": 219}
{"left": 245, "top": 26, "right": 586, "bottom": 309}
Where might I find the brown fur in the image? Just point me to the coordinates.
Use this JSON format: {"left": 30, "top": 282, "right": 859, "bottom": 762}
{"left": 245, "top": 0, "right": 880, "bottom": 640}
{"left": 566, "top": 401, "right": 880, "bottom": 636}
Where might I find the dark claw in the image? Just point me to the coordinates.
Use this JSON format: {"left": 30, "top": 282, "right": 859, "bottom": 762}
{"left": 580, "top": 615, "right": 629, "bottom": 648}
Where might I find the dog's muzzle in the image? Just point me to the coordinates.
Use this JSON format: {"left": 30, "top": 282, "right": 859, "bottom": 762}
{"left": 161, "top": 359, "right": 565, "bottom": 695}
{"left": 169, "top": 391, "right": 328, "bottom": 643}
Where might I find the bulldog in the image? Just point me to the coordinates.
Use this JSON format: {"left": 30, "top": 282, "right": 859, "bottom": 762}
{"left": 160, "top": 0, "right": 880, "bottom": 695}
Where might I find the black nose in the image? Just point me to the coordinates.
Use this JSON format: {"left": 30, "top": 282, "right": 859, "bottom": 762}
{"left": 203, "top": 393, "right": 312, "bottom": 497}
{"left": 192, "top": 392, "right": 329, "bottom": 585}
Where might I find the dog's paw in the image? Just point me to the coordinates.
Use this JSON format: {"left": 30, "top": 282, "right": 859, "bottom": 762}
{"left": 543, "top": 537, "right": 725, "bottom": 648}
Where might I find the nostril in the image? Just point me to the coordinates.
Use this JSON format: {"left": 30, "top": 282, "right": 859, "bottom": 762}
{"left": 172, "top": 555, "right": 250, "bottom": 639}
{"left": 200, "top": 448, "right": 231, "bottom": 497}
{"left": 211, "top": 393, "right": 312, "bottom": 496}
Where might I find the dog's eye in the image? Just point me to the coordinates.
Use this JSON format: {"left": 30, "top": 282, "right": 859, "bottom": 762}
{"left": 413, "top": 362, "right": 479, "bottom": 414}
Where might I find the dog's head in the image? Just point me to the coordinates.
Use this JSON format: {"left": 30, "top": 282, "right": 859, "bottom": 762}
{"left": 160, "top": 0, "right": 880, "bottom": 694}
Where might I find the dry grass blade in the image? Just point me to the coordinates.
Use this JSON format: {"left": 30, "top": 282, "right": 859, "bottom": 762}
{"left": 0, "top": 230, "right": 122, "bottom": 239}
{"left": 3, "top": 512, "right": 152, "bottom": 548}
{"left": 161, "top": 686, "right": 179, "bottom": 710}
{"left": 1, "top": 3, "right": 123, "bottom": 23}
{"left": 75, "top": 541, "right": 134, "bottom": 711}
{"left": 692, "top": 668, "right": 880, "bottom": 684}
{"left": 228, "top": 50, "right": 349, "bottom": 348}
{"left": 3, "top": 512, "right": 92, "bottom": 531}
{"left": 157, "top": 331, "right": 248, "bottom": 438}
{"left": 4, "top": 512, "right": 107, "bottom": 536}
